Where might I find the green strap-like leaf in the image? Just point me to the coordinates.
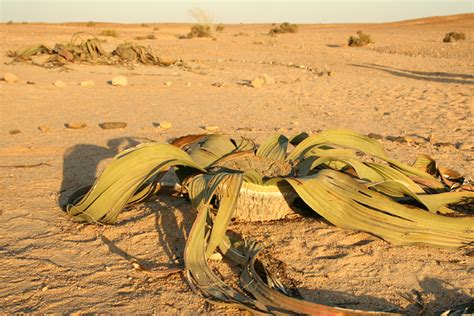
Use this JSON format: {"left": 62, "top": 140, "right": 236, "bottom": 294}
{"left": 285, "top": 169, "right": 474, "bottom": 248}
{"left": 256, "top": 134, "right": 289, "bottom": 161}
{"left": 187, "top": 134, "right": 256, "bottom": 168}
{"left": 184, "top": 172, "right": 260, "bottom": 312}
{"left": 67, "top": 143, "right": 205, "bottom": 223}
{"left": 288, "top": 129, "right": 388, "bottom": 162}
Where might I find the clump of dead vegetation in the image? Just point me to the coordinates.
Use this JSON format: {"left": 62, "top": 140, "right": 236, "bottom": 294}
{"left": 100, "top": 29, "right": 119, "bottom": 37}
{"left": 135, "top": 34, "right": 156, "bottom": 40}
{"left": 443, "top": 32, "right": 466, "bottom": 43}
{"left": 187, "top": 24, "right": 212, "bottom": 38}
{"left": 269, "top": 22, "right": 298, "bottom": 35}
{"left": 348, "top": 30, "right": 373, "bottom": 47}
{"left": 215, "top": 24, "right": 224, "bottom": 32}
{"left": 5, "top": 33, "right": 175, "bottom": 68}
{"left": 86, "top": 21, "right": 96, "bottom": 27}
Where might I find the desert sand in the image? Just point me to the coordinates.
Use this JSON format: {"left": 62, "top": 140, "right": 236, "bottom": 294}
{"left": 0, "top": 14, "right": 473, "bottom": 314}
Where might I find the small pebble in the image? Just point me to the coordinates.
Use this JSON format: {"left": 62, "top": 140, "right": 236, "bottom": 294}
{"left": 204, "top": 125, "right": 219, "bottom": 132}
{"left": 131, "top": 262, "right": 141, "bottom": 270}
{"left": 99, "top": 122, "right": 127, "bottom": 129}
{"left": 433, "top": 142, "right": 452, "bottom": 148}
{"left": 38, "top": 125, "right": 51, "bottom": 132}
{"left": 367, "top": 133, "right": 383, "bottom": 140}
{"left": 53, "top": 80, "right": 66, "bottom": 87}
{"left": 164, "top": 81, "right": 172, "bottom": 86}
{"left": 41, "top": 286, "right": 48, "bottom": 292}
{"left": 156, "top": 121, "right": 172, "bottom": 129}
{"left": 212, "top": 81, "right": 225, "bottom": 87}
{"left": 105, "top": 266, "right": 112, "bottom": 272}
{"left": 385, "top": 135, "right": 407, "bottom": 143}
{"left": 237, "top": 127, "right": 253, "bottom": 132}
{"left": 65, "top": 122, "right": 87, "bottom": 129}
{"left": 250, "top": 74, "right": 274, "bottom": 88}
{"left": 9, "top": 129, "right": 21, "bottom": 135}
{"left": 79, "top": 80, "right": 95, "bottom": 87}
{"left": 185, "top": 82, "right": 191, "bottom": 86}
{"left": 26, "top": 81, "right": 35, "bottom": 85}
{"left": 3, "top": 72, "right": 18, "bottom": 83}
{"left": 111, "top": 76, "right": 127, "bottom": 86}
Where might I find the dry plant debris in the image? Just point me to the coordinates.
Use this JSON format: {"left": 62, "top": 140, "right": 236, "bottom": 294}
{"left": 186, "top": 24, "right": 212, "bottom": 38}
{"left": 269, "top": 22, "right": 299, "bottom": 35}
{"left": 100, "top": 29, "right": 119, "bottom": 37}
{"left": 443, "top": 31, "right": 466, "bottom": 42}
{"left": 348, "top": 30, "right": 373, "bottom": 47}
{"left": 5, "top": 33, "right": 176, "bottom": 68}
{"left": 63, "top": 129, "right": 473, "bottom": 314}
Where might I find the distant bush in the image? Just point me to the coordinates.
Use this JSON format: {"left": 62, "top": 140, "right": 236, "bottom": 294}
{"left": 153, "top": 27, "right": 160, "bottom": 31}
{"left": 135, "top": 34, "right": 156, "bottom": 40}
{"left": 269, "top": 22, "right": 298, "bottom": 35}
{"left": 100, "top": 29, "right": 119, "bottom": 37}
{"left": 187, "top": 24, "right": 212, "bottom": 38}
{"left": 7, "top": 20, "right": 14, "bottom": 25}
{"left": 216, "top": 24, "right": 224, "bottom": 32}
{"left": 141, "top": 23, "right": 149, "bottom": 27}
{"left": 348, "top": 30, "right": 372, "bottom": 47}
{"left": 87, "top": 21, "right": 96, "bottom": 27}
{"left": 443, "top": 32, "right": 466, "bottom": 43}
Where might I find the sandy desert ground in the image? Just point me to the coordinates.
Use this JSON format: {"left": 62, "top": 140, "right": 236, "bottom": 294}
{"left": 0, "top": 14, "right": 473, "bottom": 314}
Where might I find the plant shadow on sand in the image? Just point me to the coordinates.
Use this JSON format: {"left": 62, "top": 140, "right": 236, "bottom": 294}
{"left": 350, "top": 63, "right": 474, "bottom": 85}
{"left": 58, "top": 137, "right": 473, "bottom": 314}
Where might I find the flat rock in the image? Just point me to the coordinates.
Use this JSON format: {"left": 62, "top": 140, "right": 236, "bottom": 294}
{"left": 385, "top": 135, "right": 406, "bottom": 143}
{"left": 158, "top": 57, "right": 176, "bottom": 66}
{"left": 204, "top": 125, "right": 219, "bottom": 132}
{"left": 53, "top": 80, "right": 66, "bottom": 87}
{"left": 250, "top": 74, "right": 275, "bottom": 88}
{"left": 3, "top": 73, "right": 18, "bottom": 83}
{"left": 99, "top": 122, "right": 127, "bottom": 129}
{"left": 237, "top": 127, "right": 253, "bottom": 132}
{"left": 38, "top": 125, "right": 51, "bottom": 132}
{"left": 250, "top": 76, "right": 265, "bottom": 88}
{"left": 154, "top": 121, "right": 172, "bottom": 129}
{"left": 79, "top": 80, "right": 95, "bottom": 87}
{"left": 212, "top": 81, "right": 225, "bottom": 87}
{"left": 111, "top": 76, "right": 127, "bottom": 86}
{"left": 65, "top": 122, "right": 87, "bottom": 129}
{"left": 433, "top": 142, "right": 453, "bottom": 148}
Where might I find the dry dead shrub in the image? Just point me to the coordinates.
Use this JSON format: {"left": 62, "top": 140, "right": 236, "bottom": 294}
{"left": 100, "top": 29, "right": 119, "bottom": 37}
{"left": 216, "top": 24, "right": 224, "bottom": 32}
{"left": 443, "top": 32, "right": 466, "bottom": 42}
{"left": 269, "top": 22, "right": 298, "bottom": 35}
{"left": 348, "top": 30, "right": 373, "bottom": 47}
{"left": 135, "top": 34, "right": 156, "bottom": 40}
{"left": 187, "top": 24, "right": 212, "bottom": 38}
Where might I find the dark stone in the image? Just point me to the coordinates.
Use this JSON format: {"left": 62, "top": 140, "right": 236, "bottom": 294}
{"left": 99, "top": 122, "right": 127, "bottom": 129}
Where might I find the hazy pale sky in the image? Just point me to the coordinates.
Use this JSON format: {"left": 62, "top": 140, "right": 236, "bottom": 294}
{"left": 1, "top": 0, "right": 473, "bottom": 23}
